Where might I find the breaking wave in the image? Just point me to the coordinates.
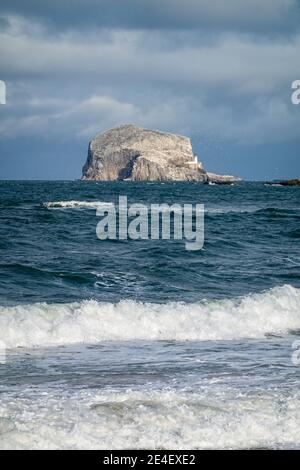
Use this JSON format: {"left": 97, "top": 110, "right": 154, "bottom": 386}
{"left": 42, "top": 200, "right": 114, "bottom": 209}
{"left": 0, "top": 285, "right": 299, "bottom": 348}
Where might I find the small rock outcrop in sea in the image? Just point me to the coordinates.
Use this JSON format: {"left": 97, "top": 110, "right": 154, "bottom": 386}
{"left": 82, "top": 124, "right": 240, "bottom": 182}
{"left": 278, "top": 179, "right": 300, "bottom": 186}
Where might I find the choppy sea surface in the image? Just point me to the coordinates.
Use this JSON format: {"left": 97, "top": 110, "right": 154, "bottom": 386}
{"left": 0, "top": 180, "right": 299, "bottom": 449}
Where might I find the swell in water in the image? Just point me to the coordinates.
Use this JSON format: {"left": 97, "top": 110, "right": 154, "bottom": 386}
{"left": 1, "top": 285, "right": 299, "bottom": 348}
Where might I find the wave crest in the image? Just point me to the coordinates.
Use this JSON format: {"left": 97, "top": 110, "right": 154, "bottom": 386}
{"left": 0, "top": 285, "right": 299, "bottom": 348}
{"left": 42, "top": 200, "right": 114, "bottom": 209}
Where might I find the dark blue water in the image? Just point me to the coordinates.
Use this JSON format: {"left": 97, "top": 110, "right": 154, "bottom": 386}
{"left": 0, "top": 181, "right": 299, "bottom": 305}
{"left": 0, "top": 181, "right": 300, "bottom": 449}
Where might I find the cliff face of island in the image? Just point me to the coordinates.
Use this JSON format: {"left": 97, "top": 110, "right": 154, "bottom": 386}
{"left": 82, "top": 124, "right": 240, "bottom": 183}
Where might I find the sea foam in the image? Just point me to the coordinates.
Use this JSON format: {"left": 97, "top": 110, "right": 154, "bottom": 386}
{"left": 42, "top": 200, "right": 114, "bottom": 209}
{"left": 0, "top": 285, "right": 299, "bottom": 348}
{"left": 1, "top": 387, "right": 300, "bottom": 449}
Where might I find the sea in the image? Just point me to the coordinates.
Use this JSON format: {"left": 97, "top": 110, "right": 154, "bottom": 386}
{"left": 0, "top": 180, "right": 299, "bottom": 449}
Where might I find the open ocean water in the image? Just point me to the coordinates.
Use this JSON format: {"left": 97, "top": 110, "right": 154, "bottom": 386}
{"left": 0, "top": 180, "right": 300, "bottom": 449}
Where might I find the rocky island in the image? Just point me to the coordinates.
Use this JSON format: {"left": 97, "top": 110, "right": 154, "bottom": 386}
{"left": 82, "top": 124, "right": 240, "bottom": 183}
{"left": 266, "top": 178, "right": 300, "bottom": 186}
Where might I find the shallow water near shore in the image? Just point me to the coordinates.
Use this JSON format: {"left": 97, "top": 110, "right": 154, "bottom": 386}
{"left": 0, "top": 181, "right": 300, "bottom": 449}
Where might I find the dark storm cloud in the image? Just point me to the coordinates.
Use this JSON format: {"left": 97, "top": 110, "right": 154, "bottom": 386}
{"left": 0, "top": 0, "right": 300, "bottom": 34}
{"left": 0, "top": 9, "right": 299, "bottom": 146}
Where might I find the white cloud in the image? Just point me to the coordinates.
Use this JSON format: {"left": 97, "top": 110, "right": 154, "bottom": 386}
{"left": 0, "top": 93, "right": 138, "bottom": 138}
{"left": 1, "top": 88, "right": 299, "bottom": 147}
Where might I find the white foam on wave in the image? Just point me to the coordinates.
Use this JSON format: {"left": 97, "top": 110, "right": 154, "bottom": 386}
{"left": 42, "top": 200, "right": 191, "bottom": 214}
{"left": 0, "top": 285, "right": 299, "bottom": 348}
{"left": 42, "top": 200, "right": 114, "bottom": 209}
{"left": 206, "top": 206, "right": 257, "bottom": 214}
{"left": 1, "top": 387, "right": 300, "bottom": 449}
{"left": 42, "top": 200, "right": 297, "bottom": 216}
{"left": 206, "top": 205, "right": 298, "bottom": 215}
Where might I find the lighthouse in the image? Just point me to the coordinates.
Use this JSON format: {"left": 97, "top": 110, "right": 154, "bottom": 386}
{"left": 186, "top": 154, "right": 203, "bottom": 170}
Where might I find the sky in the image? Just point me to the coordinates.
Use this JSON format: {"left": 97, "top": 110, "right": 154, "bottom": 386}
{"left": 0, "top": 0, "right": 299, "bottom": 180}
